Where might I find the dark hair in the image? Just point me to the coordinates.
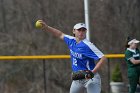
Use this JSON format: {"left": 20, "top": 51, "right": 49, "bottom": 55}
{"left": 73, "top": 29, "right": 75, "bottom": 37}
{"left": 125, "top": 36, "right": 132, "bottom": 50}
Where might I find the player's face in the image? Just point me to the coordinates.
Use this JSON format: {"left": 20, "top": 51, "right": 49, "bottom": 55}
{"left": 73, "top": 28, "right": 87, "bottom": 40}
{"left": 130, "top": 43, "right": 138, "bottom": 49}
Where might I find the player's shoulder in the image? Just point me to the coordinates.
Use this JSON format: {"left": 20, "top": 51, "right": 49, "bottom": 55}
{"left": 125, "top": 48, "right": 133, "bottom": 56}
{"left": 82, "top": 39, "right": 95, "bottom": 47}
{"left": 82, "top": 39, "right": 103, "bottom": 52}
{"left": 125, "top": 49, "right": 130, "bottom": 53}
{"left": 64, "top": 35, "right": 75, "bottom": 39}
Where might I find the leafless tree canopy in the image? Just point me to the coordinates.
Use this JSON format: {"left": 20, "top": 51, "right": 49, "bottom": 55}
{"left": 0, "top": 0, "right": 140, "bottom": 93}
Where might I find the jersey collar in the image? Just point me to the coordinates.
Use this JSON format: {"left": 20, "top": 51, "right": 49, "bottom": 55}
{"left": 127, "top": 48, "right": 136, "bottom": 53}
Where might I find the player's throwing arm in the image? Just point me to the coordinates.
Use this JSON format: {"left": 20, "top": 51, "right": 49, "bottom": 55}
{"left": 35, "top": 20, "right": 65, "bottom": 40}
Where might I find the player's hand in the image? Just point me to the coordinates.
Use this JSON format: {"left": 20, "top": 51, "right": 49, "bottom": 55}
{"left": 35, "top": 20, "right": 48, "bottom": 29}
{"left": 71, "top": 70, "right": 94, "bottom": 80}
{"left": 85, "top": 70, "right": 94, "bottom": 79}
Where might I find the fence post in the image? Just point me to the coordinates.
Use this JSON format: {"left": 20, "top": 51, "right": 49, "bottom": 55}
{"left": 107, "top": 58, "right": 110, "bottom": 93}
{"left": 43, "top": 59, "right": 47, "bottom": 93}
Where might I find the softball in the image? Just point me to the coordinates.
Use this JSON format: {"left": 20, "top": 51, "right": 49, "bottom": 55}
{"left": 35, "top": 20, "right": 42, "bottom": 29}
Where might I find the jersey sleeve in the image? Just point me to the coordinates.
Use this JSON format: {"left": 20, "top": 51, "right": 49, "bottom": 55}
{"left": 125, "top": 50, "right": 133, "bottom": 61}
{"left": 82, "top": 41, "right": 104, "bottom": 60}
{"left": 63, "top": 35, "right": 75, "bottom": 46}
{"left": 85, "top": 44, "right": 104, "bottom": 60}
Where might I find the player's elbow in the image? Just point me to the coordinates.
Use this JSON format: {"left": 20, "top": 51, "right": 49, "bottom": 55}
{"left": 101, "top": 56, "right": 107, "bottom": 62}
{"left": 131, "top": 61, "right": 138, "bottom": 64}
{"left": 59, "top": 33, "right": 65, "bottom": 40}
{"left": 130, "top": 59, "right": 139, "bottom": 64}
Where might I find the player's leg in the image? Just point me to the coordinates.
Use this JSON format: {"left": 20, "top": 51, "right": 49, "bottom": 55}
{"left": 85, "top": 73, "right": 101, "bottom": 93}
{"left": 128, "top": 68, "right": 139, "bottom": 93}
{"left": 136, "top": 67, "right": 140, "bottom": 85}
{"left": 128, "top": 76, "right": 139, "bottom": 93}
{"left": 70, "top": 80, "right": 85, "bottom": 93}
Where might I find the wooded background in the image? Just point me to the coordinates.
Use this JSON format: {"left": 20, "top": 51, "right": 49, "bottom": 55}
{"left": 0, "top": 0, "right": 140, "bottom": 93}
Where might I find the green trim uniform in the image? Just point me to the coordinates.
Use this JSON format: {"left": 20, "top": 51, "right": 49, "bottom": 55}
{"left": 125, "top": 48, "right": 140, "bottom": 93}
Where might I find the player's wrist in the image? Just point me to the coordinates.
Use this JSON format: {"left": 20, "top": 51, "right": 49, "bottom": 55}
{"left": 91, "top": 70, "right": 95, "bottom": 74}
{"left": 85, "top": 70, "right": 94, "bottom": 79}
{"left": 42, "top": 24, "right": 49, "bottom": 31}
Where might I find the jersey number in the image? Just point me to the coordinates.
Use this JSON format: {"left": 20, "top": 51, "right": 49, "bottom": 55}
{"left": 73, "top": 58, "right": 77, "bottom": 66}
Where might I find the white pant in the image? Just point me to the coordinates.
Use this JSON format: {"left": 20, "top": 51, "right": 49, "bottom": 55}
{"left": 70, "top": 73, "right": 101, "bottom": 93}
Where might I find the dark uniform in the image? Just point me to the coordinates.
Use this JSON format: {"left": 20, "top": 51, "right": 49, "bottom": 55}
{"left": 125, "top": 48, "right": 140, "bottom": 93}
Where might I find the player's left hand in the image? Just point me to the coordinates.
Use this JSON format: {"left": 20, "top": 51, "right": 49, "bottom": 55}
{"left": 72, "top": 70, "right": 94, "bottom": 80}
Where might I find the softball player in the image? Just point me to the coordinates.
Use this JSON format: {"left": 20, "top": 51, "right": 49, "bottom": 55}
{"left": 38, "top": 20, "right": 107, "bottom": 93}
{"left": 125, "top": 38, "right": 140, "bottom": 93}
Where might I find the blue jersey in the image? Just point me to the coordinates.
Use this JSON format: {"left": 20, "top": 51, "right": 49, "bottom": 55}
{"left": 64, "top": 35, "right": 104, "bottom": 72}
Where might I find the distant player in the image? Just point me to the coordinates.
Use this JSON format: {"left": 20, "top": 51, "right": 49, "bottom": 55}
{"left": 125, "top": 37, "right": 140, "bottom": 93}
{"left": 37, "top": 20, "right": 107, "bottom": 93}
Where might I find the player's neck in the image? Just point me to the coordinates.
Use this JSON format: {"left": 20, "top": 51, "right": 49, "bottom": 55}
{"left": 76, "top": 38, "right": 84, "bottom": 43}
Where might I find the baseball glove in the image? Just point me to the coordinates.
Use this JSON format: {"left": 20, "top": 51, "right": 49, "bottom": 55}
{"left": 71, "top": 70, "right": 94, "bottom": 80}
